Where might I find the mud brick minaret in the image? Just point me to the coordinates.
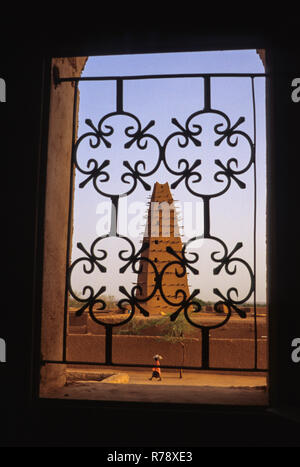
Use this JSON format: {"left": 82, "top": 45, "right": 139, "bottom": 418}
{"left": 136, "top": 182, "right": 190, "bottom": 315}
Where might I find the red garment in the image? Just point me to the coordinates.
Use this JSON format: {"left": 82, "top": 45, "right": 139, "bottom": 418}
{"left": 152, "top": 360, "right": 161, "bottom": 375}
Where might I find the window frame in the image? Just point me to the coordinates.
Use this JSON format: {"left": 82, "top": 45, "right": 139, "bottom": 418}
{"left": 30, "top": 32, "right": 300, "bottom": 433}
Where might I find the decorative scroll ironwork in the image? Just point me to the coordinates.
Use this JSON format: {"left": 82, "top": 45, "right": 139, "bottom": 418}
{"left": 55, "top": 72, "right": 266, "bottom": 371}
{"left": 74, "top": 111, "right": 162, "bottom": 197}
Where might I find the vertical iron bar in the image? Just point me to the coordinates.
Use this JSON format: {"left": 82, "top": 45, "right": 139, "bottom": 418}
{"left": 116, "top": 78, "right": 123, "bottom": 113}
{"left": 251, "top": 77, "right": 258, "bottom": 370}
{"left": 203, "top": 197, "right": 210, "bottom": 238}
{"left": 201, "top": 328, "right": 210, "bottom": 369}
{"left": 109, "top": 195, "right": 119, "bottom": 236}
{"left": 105, "top": 325, "right": 113, "bottom": 365}
{"left": 63, "top": 81, "right": 79, "bottom": 362}
{"left": 204, "top": 75, "right": 211, "bottom": 111}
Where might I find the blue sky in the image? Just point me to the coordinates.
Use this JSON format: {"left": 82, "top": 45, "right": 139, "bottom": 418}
{"left": 70, "top": 49, "right": 267, "bottom": 305}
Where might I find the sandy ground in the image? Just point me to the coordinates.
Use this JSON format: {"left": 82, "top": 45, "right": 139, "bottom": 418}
{"left": 118, "top": 369, "right": 266, "bottom": 387}
{"left": 41, "top": 368, "right": 268, "bottom": 406}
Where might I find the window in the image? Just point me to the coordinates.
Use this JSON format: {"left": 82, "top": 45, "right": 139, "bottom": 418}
{"left": 39, "top": 49, "right": 268, "bottom": 406}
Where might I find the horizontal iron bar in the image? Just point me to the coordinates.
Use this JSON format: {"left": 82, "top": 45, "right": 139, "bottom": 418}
{"left": 42, "top": 360, "right": 267, "bottom": 372}
{"left": 57, "top": 72, "right": 268, "bottom": 83}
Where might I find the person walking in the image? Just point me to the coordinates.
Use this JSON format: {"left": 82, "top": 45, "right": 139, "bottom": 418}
{"left": 149, "top": 354, "right": 163, "bottom": 381}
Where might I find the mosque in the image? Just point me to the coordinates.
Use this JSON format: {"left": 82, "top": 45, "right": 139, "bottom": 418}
{"left": 136, "top": 182, "right": 190, "bottom": 315}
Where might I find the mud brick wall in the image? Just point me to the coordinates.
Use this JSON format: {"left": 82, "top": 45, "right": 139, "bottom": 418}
{"left": 68, "top": 311, "right": 267, "bottom": 340}
{"left": 67, "top": 334, "right": 267, "bottom": 369}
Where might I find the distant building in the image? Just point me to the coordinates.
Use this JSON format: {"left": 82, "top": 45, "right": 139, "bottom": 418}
{"left": 136, "top": 182, "right": 189, "bottom": 315}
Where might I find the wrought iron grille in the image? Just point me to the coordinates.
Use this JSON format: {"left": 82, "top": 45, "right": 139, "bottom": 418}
{"left": 44, "top": 67, "right": 267, "bottom": 373}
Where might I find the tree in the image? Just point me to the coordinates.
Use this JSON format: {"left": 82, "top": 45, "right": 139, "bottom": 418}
{"left": 156, "top": 312, "right": 195, "bottom": 378}
{"left": 114, "top": 310, "right": 198, "bottom": 378}
{"left": 125, "top": 311, "right": 196, "bottom": 378}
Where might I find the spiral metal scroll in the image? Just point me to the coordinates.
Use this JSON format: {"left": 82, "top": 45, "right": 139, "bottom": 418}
{"left": 163, "top": 110, "right": 254, "bottom": 198}
{"left": 73, "top": 112, "right": 162, "bottom": 198}
{"left": 68, "top": 235, "right": 161, "bottom": 327}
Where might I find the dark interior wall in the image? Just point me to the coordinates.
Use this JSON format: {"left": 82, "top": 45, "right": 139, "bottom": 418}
{"left": 1, "top": 16, "right": 299, "bottom": 447}
{"left": 266, "top": 44, "right": 300, "bottom": 410}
